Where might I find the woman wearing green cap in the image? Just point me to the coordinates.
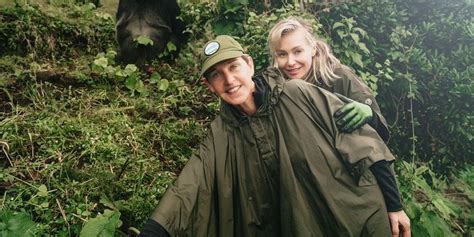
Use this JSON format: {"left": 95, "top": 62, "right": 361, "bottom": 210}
{"left": 139, "top": 35, "right": 410, "bottom": 237}
{"left": 268, "top": 17, "right": 390, "bottom": 142}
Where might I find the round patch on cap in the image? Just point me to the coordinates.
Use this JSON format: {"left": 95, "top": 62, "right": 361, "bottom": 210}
{"left": 204, "top": 41, "right": 220, "bottom": 56}
{"left": 364, "top": 98, "right": 373, "bottom": 105}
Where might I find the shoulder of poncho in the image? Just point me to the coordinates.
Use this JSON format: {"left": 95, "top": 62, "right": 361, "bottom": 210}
{"left": 282, "top": 79, "right": 315, "bottom": 95}
{"left": 333, "top": 65, "right": 360, "bottom": 81}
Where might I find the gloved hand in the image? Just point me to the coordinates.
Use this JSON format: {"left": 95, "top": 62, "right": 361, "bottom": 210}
{"left": 334, "top": 94, "right": 373, "bottom": 133}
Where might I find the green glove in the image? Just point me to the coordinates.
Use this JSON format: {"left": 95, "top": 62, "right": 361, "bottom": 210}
{"left": 334, "top": 94, "right": 373, "bottom": 133}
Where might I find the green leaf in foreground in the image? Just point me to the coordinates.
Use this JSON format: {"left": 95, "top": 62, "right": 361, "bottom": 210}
{"left": 0, "top": 211, "right": 36, "bottom": 237}
{"left": 94, "top": 57, "right": 108, "bottom": 68}
{"left": 158, "top": 79, "right": 169, "bottom": 91}
{"left": 134, "top": 36, "right": 154, "bottom": 46}
{"left": 80, "top": 209, "right": 122, "bottom": 237}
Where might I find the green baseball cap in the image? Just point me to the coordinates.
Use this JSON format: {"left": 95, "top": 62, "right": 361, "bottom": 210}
{"left": 200, "top": 35, "right": 244, "bottom": 77}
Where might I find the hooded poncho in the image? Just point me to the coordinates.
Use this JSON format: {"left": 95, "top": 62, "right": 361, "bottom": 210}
{"left": 151, "top": 67, "right": 393, "bottom": 237}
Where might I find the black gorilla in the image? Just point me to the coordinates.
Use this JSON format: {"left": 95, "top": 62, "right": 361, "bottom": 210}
{"left": 115, "top": 0, "right": 187, "bottom": 64}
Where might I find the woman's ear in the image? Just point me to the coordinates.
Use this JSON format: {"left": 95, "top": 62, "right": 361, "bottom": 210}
{"left": 243, "top": 55, "right": 255, "bottom": 76}
{"left": 248, "top": 56, "right": 255, "bottom": 76}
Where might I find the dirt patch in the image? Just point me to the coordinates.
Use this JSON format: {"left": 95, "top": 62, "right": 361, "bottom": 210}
{"left": 36, "top": 70, "right": 89, "bottom": 88}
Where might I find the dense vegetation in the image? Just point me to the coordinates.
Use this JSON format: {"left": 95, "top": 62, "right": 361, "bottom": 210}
{"left": 0, "top": 0, "right": 472, "bottom": 236}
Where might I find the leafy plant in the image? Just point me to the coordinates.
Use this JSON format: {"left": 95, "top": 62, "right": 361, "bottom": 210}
{"left": 0, "top": 211, "right": 37, "bottom": 237}
{"left": 397, "top": 161, "right": 468, "bottom": 236}
{"left": 0, "top": 3, "right": 115, "bottom": 59}
{"left": 79, "top": 209, "right": 122, "bottom": 237}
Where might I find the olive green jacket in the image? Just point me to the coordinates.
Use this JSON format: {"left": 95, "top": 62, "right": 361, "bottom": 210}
{"left": 305, "top": 66, "right": 390, "bottom": 142}
{"left": 151, "top": 68, "right": 393, "bottom": 237}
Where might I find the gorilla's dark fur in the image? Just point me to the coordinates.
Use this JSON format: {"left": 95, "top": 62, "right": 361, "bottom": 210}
{"left": 115, "top": 0, "right": 187, "bottom": 64}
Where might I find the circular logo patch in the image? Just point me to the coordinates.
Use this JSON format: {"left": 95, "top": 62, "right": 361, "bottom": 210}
{"left": 364, "top": 98, "right": 373, "bottom": 105}
{"left": 204, "top": 41, "right": 220, "bottom": 56}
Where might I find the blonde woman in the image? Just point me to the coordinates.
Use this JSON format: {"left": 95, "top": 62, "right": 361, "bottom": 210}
{"left": 268, "top": 17, "right": 390, "bottom": 142}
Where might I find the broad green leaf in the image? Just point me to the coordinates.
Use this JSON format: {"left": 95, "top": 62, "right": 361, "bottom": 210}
{"left": 105, "top": 66, "right": 116, "bottom": 76}
{"left": 333, "top": 22, "right": 345, "bottom": 29}
{"left": 37, "top": 184, "right": 48, "bottom": 197}
{"left": 358, "top": 42, "right": 370, "bottom": 54}
{"left": 79, "top": 210, "right": 122, "bottom": 237}
{"left": 114, "top": 70, "right": 125, "bottom": 78}
{"left": 415, "top": 166, "right": 429, "bottom": 176}
{"left": 337, "top": 30, "right": 345, "bottom": 39}
{"left": 350, "top": 33, "right": 360, "bottom": 43}
{"left": 99, "top": 195, "right": 116, "bottom": 210}
{"left": 125, "top": 75, "right": 139, "bottom": 91}
{"left": 353, "top": 27, "right": 367, "bottom": 37}
{"left": 167, "top": 42, "right": 177, "bottom": 52}
{"left": 158, "top": 79, "right": 169, "bottom": 91}
{"left": 0, "top": 211, "right": 36, "bottom": 237}
{"left": 350, "top": 52, "right": 363, "bottom": 67}
{"left": 93, "top": 57, "right": 108, "bottom": 68}
{"left": 123, "top": 64, "right": 138, "bottom": 76}
{"left": 134, "top": 36, "right": 154, "bottom": 46}
{"left": 135, "top": 80, "right": 148, "bottom": 96}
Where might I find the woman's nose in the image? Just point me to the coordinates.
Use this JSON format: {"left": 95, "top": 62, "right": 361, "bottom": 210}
{"left": 222, "top": 71, "right": 234, "bottom": 84}
{"left": 287, "top": 54, "right": 295, "bottom": 66}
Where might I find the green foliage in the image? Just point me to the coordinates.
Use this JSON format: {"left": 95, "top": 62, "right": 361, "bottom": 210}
{"left": 134, "top": 36, "right": 154, "bottom": 46}
{"left": 0, "top": 211, "right": 37, "bottom": 237}
{"left": 0, "top": 3, "right": 115, "bottom": 59}
{"left": 92, "top": 51, "right": 147, "bottom": 95}
{"left": 213, "top": 0, "right": 249, "bottom": 34}
{"left": 79, "top": 209, "right": 122, "bottom": 237}
{"left": 397, "top": 161, "right": 472, "bottom": 236}
{"left": 317, "top": 0, "right": 474, "bottom": 172}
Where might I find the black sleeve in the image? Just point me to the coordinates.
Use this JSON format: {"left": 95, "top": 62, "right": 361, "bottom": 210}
{"left": 138, "top": 219, "right": 171, "bottom": 237}
{"left": 369, "top": 160, "right": 403, "bottom": 212}
{"left": 367, "top": 109, "right": 379, "bottom": 130}
{"left": 367, "top": 108, "right": 389, "bottom": 143}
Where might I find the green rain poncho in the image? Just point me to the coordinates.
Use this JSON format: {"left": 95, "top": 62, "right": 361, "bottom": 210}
{"left": 151, "top": 68, "right": 394, "bottom": 237}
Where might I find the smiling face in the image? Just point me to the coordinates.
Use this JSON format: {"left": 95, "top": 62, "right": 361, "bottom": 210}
{"left": 203, "top": 56, "right": 256, "bottom": 114}
{"left": 274, "top": 28, "right": 316, "bottom": 80}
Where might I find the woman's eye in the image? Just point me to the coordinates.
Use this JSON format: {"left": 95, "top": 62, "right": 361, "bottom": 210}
{"left": 210, "top": 72, "right": 219, "bottom": 80}
{"left": 276, "top": 52, "right": 286, "bottom": 57}
{"left": 230, "top": 64, "right": 239, "bottom": 71}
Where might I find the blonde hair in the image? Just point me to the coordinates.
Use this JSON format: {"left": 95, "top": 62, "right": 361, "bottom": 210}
{"left": 268, "top": 17, "right": 341, "bottom": 85}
